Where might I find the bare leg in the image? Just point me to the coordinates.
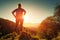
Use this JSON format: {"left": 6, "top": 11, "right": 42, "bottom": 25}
{"left": 20, "top": 19, "right": 24, "bottom": 31}
{"left": 13, "top": 19, "right": 19, "bottom": 40}
{"left": 15, "top": 19, "right": 19, "bottom": 32}
{"left": 18, "top": 19, "right": 24, "bottom": 35}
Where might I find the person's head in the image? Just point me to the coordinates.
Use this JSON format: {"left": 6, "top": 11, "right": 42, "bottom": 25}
{"left": 54, "top": 5, "right": 60, "bottom": 16}
{"left": 18, "top": 3, "right": 21, "bottom": 8}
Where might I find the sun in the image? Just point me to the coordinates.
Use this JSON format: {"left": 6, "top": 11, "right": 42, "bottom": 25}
{"left": 23, "top": 15, "right": 29, "bottom": 22}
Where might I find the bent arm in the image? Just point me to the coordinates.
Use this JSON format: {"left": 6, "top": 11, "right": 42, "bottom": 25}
{"left": 23, "top": 9, "right": 26, "bottom": 15}
{"left": 12, "top": 9, "right": 17, "bottom": 17}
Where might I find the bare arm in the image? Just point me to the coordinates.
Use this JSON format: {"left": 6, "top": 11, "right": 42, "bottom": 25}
{"left": 12, "top": 9, "right": 17, "bottom": 17}
{"left": 23, "top": 9, "right": 26, "bottom": 15}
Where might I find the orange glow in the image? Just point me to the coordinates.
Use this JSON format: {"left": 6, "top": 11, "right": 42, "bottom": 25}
{"left": 23, "top": 15, "right": 29, "bottom": 22}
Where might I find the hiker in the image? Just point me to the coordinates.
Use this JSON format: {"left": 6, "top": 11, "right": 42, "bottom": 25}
{"left": 12, "top": 4, "right": 26, "bottom": 32}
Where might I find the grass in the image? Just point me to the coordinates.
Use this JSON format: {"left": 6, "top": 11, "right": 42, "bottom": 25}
{"left": 0, "top": 32, "right": 60, "bottom": 40}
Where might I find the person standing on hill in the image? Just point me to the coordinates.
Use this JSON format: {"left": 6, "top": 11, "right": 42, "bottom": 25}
{"left": 12, "top": 4, "right": 26, "bottom": 32}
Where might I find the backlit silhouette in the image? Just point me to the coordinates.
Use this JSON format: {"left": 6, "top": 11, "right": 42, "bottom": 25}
{"left": 12, "top": 4, "right": 26, "bottom": 32}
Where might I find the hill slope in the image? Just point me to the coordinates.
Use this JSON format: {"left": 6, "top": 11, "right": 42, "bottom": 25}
{"left": 38, "top": 16, "right": 60, "bottom": 40}
{"left": 0, "top": 18, "right": 16, "bottom": 36}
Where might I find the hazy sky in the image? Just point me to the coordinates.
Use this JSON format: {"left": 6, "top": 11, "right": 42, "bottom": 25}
{"left": 0, "top": 0, "right": 60, "bottom": 23}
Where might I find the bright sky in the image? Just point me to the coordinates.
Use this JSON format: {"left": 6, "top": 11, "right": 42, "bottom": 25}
{"left": 0, "top": 0, "right": 60, "bottom": 24}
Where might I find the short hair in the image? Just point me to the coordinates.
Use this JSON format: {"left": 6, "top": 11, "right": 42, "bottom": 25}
{"left": 55, "top": 5, "right": 60, "bottom": 10}
{"left": 18, "top": 4, "right": 21, "bottom": 6}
